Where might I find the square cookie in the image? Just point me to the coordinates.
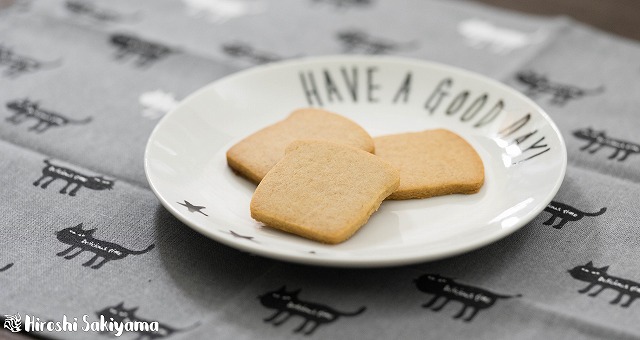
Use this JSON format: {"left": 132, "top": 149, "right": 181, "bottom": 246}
{"left": 227, "top": 108, "right": 374, "bottom": 184}
{"left": 250, "top": 140, "right": 399, "bottom": 244}
{"left": 374, "top": 129, "right": 484, "bottom": 200}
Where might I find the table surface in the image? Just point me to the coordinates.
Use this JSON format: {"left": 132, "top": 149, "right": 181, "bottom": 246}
{"left": 2, "top": 1, "right": 640, "bottom": 339}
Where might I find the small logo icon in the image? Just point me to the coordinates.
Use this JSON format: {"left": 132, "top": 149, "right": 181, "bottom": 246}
{"left": 3, "top": 313, "right": 22, "bottom": 332}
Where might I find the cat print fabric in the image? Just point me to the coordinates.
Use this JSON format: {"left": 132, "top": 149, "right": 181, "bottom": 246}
{"left": 259, "top": 286, "right": 366, "bottom": 335}
{"left": 415, "top": 274, "right": 521, "bottom": 322}
{"left": 5, "top": 99, "right": 92, "bottom": 133}
{"left": 573, "top": 128, "right": 640, "bottom": 161}
{"left": 221, "top": 42, "right": 284, "bottom": 64}
{"left": 569, "top": 262, "right": 640, "bottom": 308}
{"left": 110, "top": 34, "right": 174, "bottom": 67}
{"left": 56, "top": 223, "right": 154, "bottom": 269}
{"left": 515, "top": 70, "right": 603, "bottom": 106}
{"left": 65, "top": 0, "right": 134, "bottom": 23}
{"left": 0, "top": 44, "right": 60, "bottom": 78}
{"left": 336, "top": 29, "right": 416, "bottom": 55}
{"left": 542, "top": 201, "right": 606, "bottom": 229}
{"left": 34, "top": 160, "right": 114, "bottom": 196}
{"left": 96, "top": 302, "right": 199, "bottom": 339}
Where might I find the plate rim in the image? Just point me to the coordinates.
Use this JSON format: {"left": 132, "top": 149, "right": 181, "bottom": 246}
{"left": 144, "top": 55, "right": 568, "bottom": 267}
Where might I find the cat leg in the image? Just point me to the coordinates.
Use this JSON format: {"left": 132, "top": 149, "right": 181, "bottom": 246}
{"left": 69, "top": 183, "right": 82, "bottom": 197}
{"left": 82, "top": 254, "right": 100, "bottom": 267}
{"left": 618, "top": 150, "right": 631, "bottom": 162}
{"left": 57, "top": 245, "right": 77, "bottom": 256}
{"left": 263, "top": 310, "right": 283, "bottom": 322}
{"left": 59, "top": 181, "right": 72, "bottom": 194}
{"left": 621, "top": 296, "right": 636, "bottom": 308}
{"left": 33, "top": 174, "right": 47, "bottom": 186}
{"left": 293, "top": 320, "right": 310, "bottom": 333}
{"left": 608, "top": 148, "right": 621, "bottom": 159}
{"left": 64, "top": 249, "right": 85, "bottom": 259}
{"left": 542, "top": 215, "right": 557, "bottom": 226}
{"left": 6, "top": 113, "right": 23, "bottom": 124}
{"left": 453, "top": 305, "right": 468, "bottom": 319}
{"left": 579, "top": 140, "right": 596, "bottom": 151}
{"left": 13, "top": 113, "right": 29, "bottom": 123}
{"left": 29, "top": 121, "right": 45, "bottom": 132}
{"left": 587, "top": 143, "right": 604, "bottom": 154}
{"left": 91, "top": 258, "right": 109, "bottom": 269}
{"left": 271, "top": 313, "right": 291, "bottom": 326}
{"left": 552, "top": 219, "right": 569, "bottom": 230}
{"left": 114, "top": 48, "right": 131, "bottom": 60}
{"left": 136, "top": 56, "right": 154, "bottom": 68}
{"left": 422, "top": 295, "right": 441, "bottom": 308}
{"left": 578, "top": 283, "right": 596, "bottom": 294}
{"left": 35, "top": 123, "right": 52, "bottom": 133}
{"left": 304, "top": 322, "right": 320, "bottom": 335}
{"left": 587, "top": 286, "right": 606, "bottom": 297}
{"left": 431, "top": 298, "right": 450, "bottom": 311}
{"left": 609, "top": 292, "right": 625, "bottom": 305}
{"left": 464, "top": 308, "right": 480, "bottom": 322}
{"left": 39, "top": 177, "right": 57, "bottom": 189}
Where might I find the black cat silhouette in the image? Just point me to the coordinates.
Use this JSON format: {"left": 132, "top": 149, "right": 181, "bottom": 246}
{"left": 221, "top": 42, "right": 283, "bottom": 65}
{"left": 56, "top": 224, "right": 154, "bottom": 269}
{"left": 110, "top": 34, "right": 174, "bottom": 67}
{"left": 573, "top": 128, "right": 639, "bottom": 161}
{"left": 96, "top": 302, "right": 198, "bottom": 339}
{"left": 0, "top": 44, "right": 60, "bottom": 78}
{"left": 336, "top": 29, "right": 416, "bottom": 55}
{"left": 6, "top": 99, "right": 92, "bottom": 133}
{"left": 569, "top": 261, "right": 640, "bottom": 308}
{"left": 515, "top": 71, "right": 603, "bottom": 106}
{"left": 0, "top": 263, "right": 13, "bottom": 272}
{"left": 33, "top": 159, "right": 114, "bottom": 196}
{"left": 414, "top": 274, "right": 521, "bottom": 322}
{"left": 259, "top": 286, "right": 366, "bottom": 335}
{"left": 65, "top": 0, "right": 134, "bottom": 22}
{"left": 542, "top": 201, "right": 606, "bottom": 229}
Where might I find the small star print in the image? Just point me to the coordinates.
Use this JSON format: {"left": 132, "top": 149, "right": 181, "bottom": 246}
{"left": 177, "top": 200, "right": 208, "bottom": 216}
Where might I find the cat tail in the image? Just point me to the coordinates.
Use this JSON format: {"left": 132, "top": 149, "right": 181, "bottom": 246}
{"left": 496, "top": 293, "right": 522, "bottom": 299}
{"left": 70, "top": 116, "right": 93, "bottom": 125}
{"left": 42, "top": 58, "right": 63, "bottom": 71}
{"left": 585, "top": 207, "right": 607, "bottom": 217}
{"left": 129, "top": 244, "right": 155, "bottom": 255}
{"left": 339, "top": 306, "right": 366, "bottom": 317}
{"left": 0, "top": 263, "right": 13, "bottom": 272}
{"left": 587, "top": 86, "right": 605, "bottom": 95}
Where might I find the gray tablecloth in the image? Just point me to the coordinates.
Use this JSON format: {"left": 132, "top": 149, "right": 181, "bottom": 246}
{"left": 1, "top": 0, "right": 640, "bottom": 339}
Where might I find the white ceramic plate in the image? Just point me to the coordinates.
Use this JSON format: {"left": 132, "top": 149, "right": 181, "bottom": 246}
{"left": 144, "top": 56, "right": 566, "bottom": 267}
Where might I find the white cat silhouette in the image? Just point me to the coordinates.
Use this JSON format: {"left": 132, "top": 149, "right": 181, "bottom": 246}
{"left": 182, "top": 0, "right": 264, "bottom": 24}
{"left": 458, "top": 19, "right": 545, "bottom": 54}
{"left": 139, "top": 90, "right": 179, "bottom": 119}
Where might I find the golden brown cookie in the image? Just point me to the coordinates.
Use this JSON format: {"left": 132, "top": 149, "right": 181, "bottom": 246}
{"left": 250, "top": 140, "right": 399, "bottom": 244}
{"left": 226, "top": 108, "right": 375, "bottom": 184}
{"left": 374, "top": 129, "right": 484, "bottom": 200}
